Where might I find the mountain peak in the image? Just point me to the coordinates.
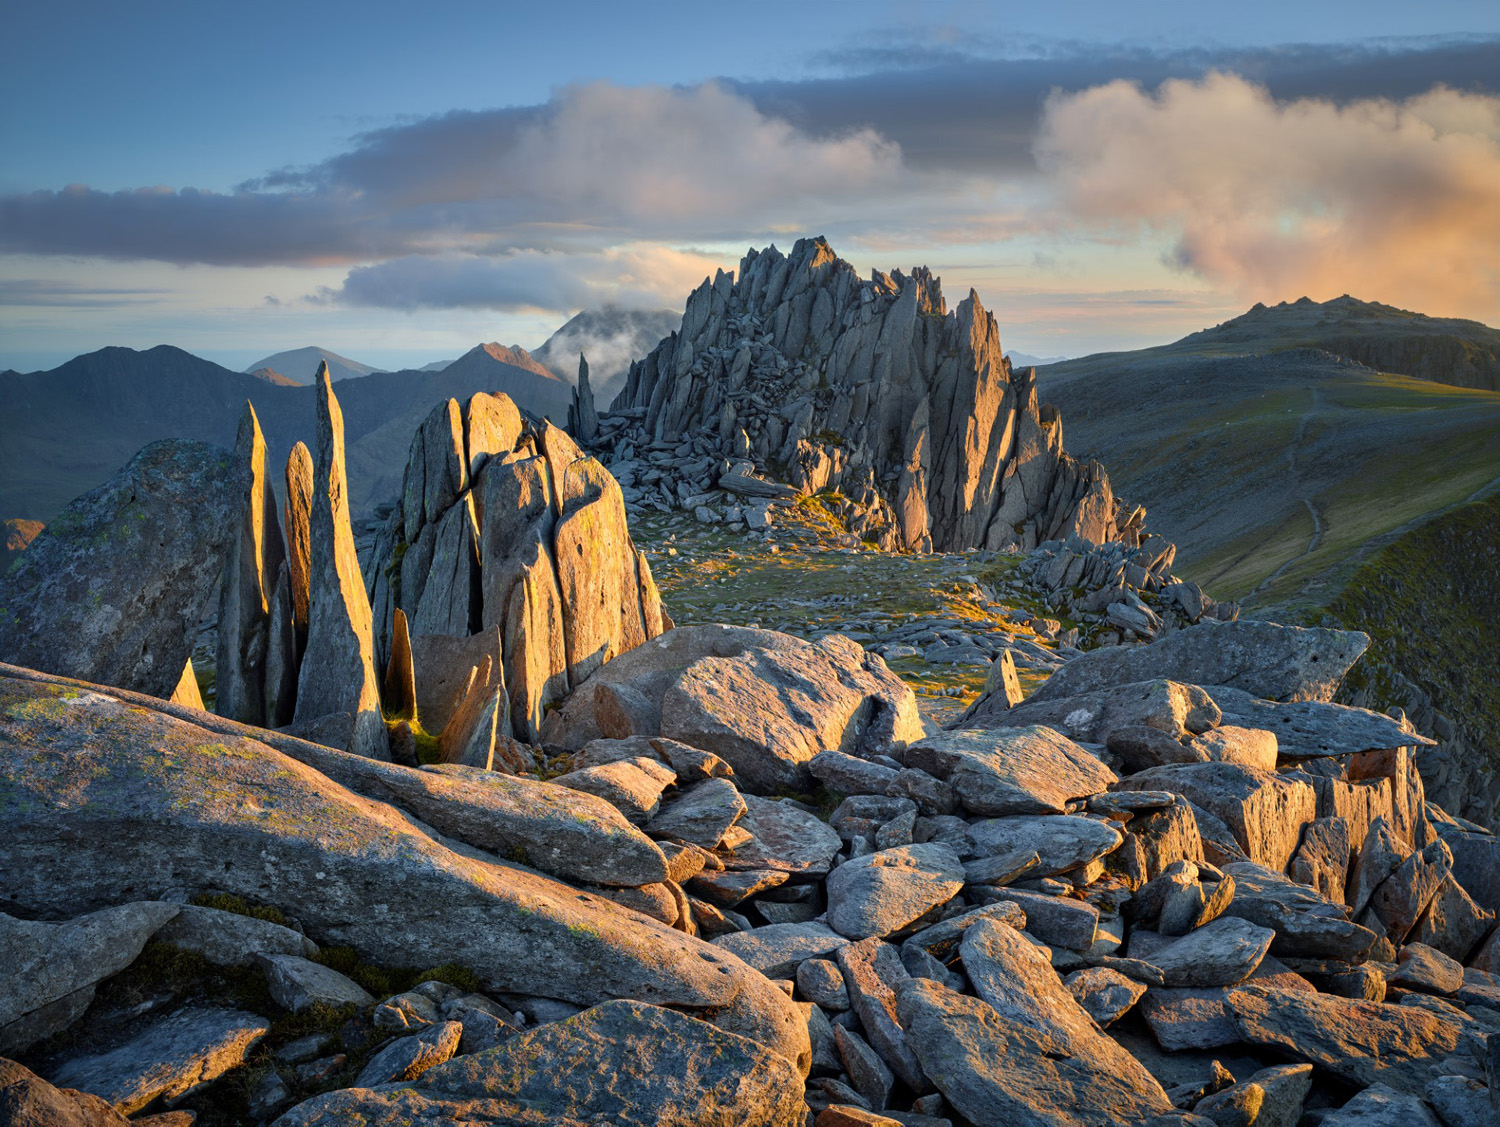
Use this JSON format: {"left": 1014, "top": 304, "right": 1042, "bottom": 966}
{"left": 243, "top": 346, "right": 384, "bottom": 385}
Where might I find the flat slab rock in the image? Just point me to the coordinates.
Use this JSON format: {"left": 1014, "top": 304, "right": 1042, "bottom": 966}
{"left": 713, "top": 922, "right": 850, "bottom": 979}
{"left": 825, "top": 844, "right": 965, "bottom": 940}
{"left": 967, "top": 814, "right": 1123, "bottom": 877}
{"left": 729, "top": 795, "right": 844, "bottom": 876}
{"left": 904, "top": 726, "right": 1116, "bottom": 816}
{"left": 274, "top": 999, "right": 807, "bottom": 1127}
{"left": 1026, "top": 620, "right": 1368, "bottom": 705}
{"left": 1225, "top": 985, "right": 1465, "bottom": 1096}
{"left": 1205, "top": 686, "right": 1434, "bottom": 759}
{"left": 49, "top": 1006, "right": 270, "bottom": 1115}
{"left": 895, "top": 977, "right": 1173, "bottom": 1126}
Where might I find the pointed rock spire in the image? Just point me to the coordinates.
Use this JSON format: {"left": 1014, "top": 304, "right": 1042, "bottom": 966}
{"left": 215, "top": 402, "right": 287, "bottom": 725}
{"left": 569, "top": 352, "right": 599, "bottom": 443}
{"left": 284, "top": 441, "right": 314, "bottom": 658}
{"left": 293, "top": 363, "right": 387, "bottom": 758}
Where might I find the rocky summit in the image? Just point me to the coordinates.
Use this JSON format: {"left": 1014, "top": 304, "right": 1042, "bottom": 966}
{"left": 0, "top": 278, "right": 1497, "bottom": 1127}
{"left": 584, "top": 237, "right": 1133, "bottom": 555}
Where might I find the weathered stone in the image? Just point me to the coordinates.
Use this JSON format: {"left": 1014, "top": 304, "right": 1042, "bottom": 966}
{"left": 1118, "top": 763, "right": 1315, "bottom": 871}
{"left": 0, "top": 902, "right": 179, "bottom": 1054}
{"left": 834, "top": 1024, "right": 893, "bottom": 1111}
{"left": 1349, "top": 815, "right": 1411, "bottom": 918}
{"left": 1425, "top": 1074, "right": 1493, "bottom": 1127}
{"left": 463, "top": 391, "right": 523, "bottom": 476}
{"left": 1027, "top": 621, "right": 1368, "bottom": 705}
{"left": 1107, "top": 725, "right": 1209, "bottom": 772}
{"left": 1204, "top": 686, "right": 1435, "bottom": 760}
{"left": 810, "top": 750, "right": 900, "bottom": 795}
{"left": 167, "top": 659, "right": 204, "bottom": 711}
{"left": 904, "top": 726, "right": 1116, "bottom": 816}
{"left": 902, "top": 901, "right": 1028, "bottom": 962}
{"left": 688, "top": 868, "right": 788, "bottom": 907}
{"left": 259, "top": 953, "right": 373, "bottom": 1011}
{"left": 1063, "top": 966, "right": 1147, "bottom": 1026}
{"left": 0, "top": 675, "right": 806, "bottom": 1070}
{"left": 409, "top": 492, "right": 480, "bottom": 638}
{"left": 436, "top": 648, "right": 506, "bottom": 770}
{"left": 554, "top": 757, "right": 676, "bottom": 825}
{"left": 967, "top": 814, "right": 1123, "bottom": 877}
{"left": 1317, "top": 1084, "right": 1442, "bottom": 1126}
{"left": 155, "top": 904, "right": 316, "bottom": 967}
{"left": 408, "top": 630, "right": 501, "bottom": 734}
{"left": 1221, "top": 862, "right": 1378, "bottom": 961}
{"left": 1445, "top": 829, "right": 1500, "bottom": 914}
{"left": 797, "top": 959, "right": 849, "bottom": 1011}
{"left": 293, "top": 367, "right": 386, "bottom": 758}
{"left": 215, "top": 403, "right": 287, "bottom": 727}
{"left": 971, "top": 679, "right": 1221, "bottom": 742}
{"left": 382, "top": 607, "right": 416, "bottom": 720}
{"left": 1389, "top": 943, "right": 1464, "bottom": 995}
{"left": 835, "top": 938, "right": 924, "bottom": 1090}
{"left": 1130, "top": 799, "right": 1207, "bottom": 878}
{"left": 1289, "top": 816, "right": 1351, "bottom": 905}
{"left": 1369, "top": 839, "right": 1453, "bottom": 945}
{"left": 0, "top": 440, "right": 240, "bottom": 698}
{"left": 354, "top": 1020, "right": 462, "bottom": 1086}
{"left": 50, "top": 1006, "right": 270, "bottom": 1115}
{"left": 1226, "top": 985, "right": 1464, "bottom": 1096}
{"left": 0, "top": 1057, "right": 131, "bottom": 1126}
{"left": 1411, "top": 875, "right": 1493, "bottom": 962}
{"left": 962, "top": 848, "right": 1040, "bottom": 887}
{"left": 896, "top": 976, "right": 1173, "bottom": 1125}
{"left": 972, "top": 887, "right": 1098, "bottom": 950}
{"left": 650, "top": 777, "right": 746, "bottom": 848}
{"left": 1187, "top": 726, "right": 1278, "bottom": 771}
{"left": 283, "top": 442, "right": 313, "bottom": 650}
{"left": 712, "top": 922, "right": 849, "bottom": 978}
{"left": 732, "top": 795, "right": 845, "bottom": 876}
{"left": 1148, "top": 916, "right": 1275, "bottom": 988}
{"left": 825, "top": 844, "right": 965, "bottom": 940}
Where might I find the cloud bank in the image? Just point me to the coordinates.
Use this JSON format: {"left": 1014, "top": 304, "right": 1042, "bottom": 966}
{"left": 1036, "top": 73, "right": 1500, "bottom": 316}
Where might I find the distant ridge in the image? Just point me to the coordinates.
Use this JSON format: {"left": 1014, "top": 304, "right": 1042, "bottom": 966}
{"left": 532, "top": 307, "right": 681, "bottom": 401}
{"left": 248, "top": 366, "right": 299, "bottom": 387}
{"left": 243, "top": 346, "right": 385, "bottom": 385}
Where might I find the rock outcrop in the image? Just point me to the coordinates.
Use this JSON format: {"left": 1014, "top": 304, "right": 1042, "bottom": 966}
{"left": 0, "top": 439, "right": 241, "bottom": 698}
{"left": 585, "top": 237, "right": 1136, "bottom": 553}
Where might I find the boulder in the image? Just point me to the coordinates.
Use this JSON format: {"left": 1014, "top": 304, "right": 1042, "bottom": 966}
{"left": 1368, "top": 839, "right": 1453, "bottom": 945}
{"left": 553, "top": 757, "right": 676, "bottom": 825}
{"left": 0, "top": 440, "right": 239, "bottom": 698}
{"left": 353, "top": 1020, "right": 462, "bottom": 1086}
{"left": 903, "top": 726, "right": 1116, "bottom": 816}
{"left": 1146, "top": 916, "right": 1275, "bottom": 988}
{"left": 731, "top": 795, "right": 844, "bottom": 877}
{"left": 1187, "top": 726, "right": 1278, "bottom": 771}
{"left": 49, "top": 1006, "right": 270, "bottom": 1115}
{"left": 0, "top": 902, "right": 180, "bottom": 1054}
{"left": 967, "top": 814, "right": 1123, "bottom": 877}
{"left": 825, "top": 844, "right": 965, "bottom": 940}
{"left": 277, "top": 1000, "right": 807, "bottom": 1126}
{"left": 835, "top": 939, "right": 924, "bottom": 1090}
{"left": 896, "top": 977, "right": 1173, "bottom": 1125}
{"left": 968, "top": 679, "right": 1220, "bottom": 742}
{"left": 1387, "top": 943, "right": 1463, "bottom": 995}
{"left": 713, "top": 923, "right": 850, "bottom": 978}
{"left": 1063, "top": 966, "right": 1146, "bottom": 1026}
{"left": 649, "top": 778, "right": 746, "bottom": 849}
{"left": 1225, "top": 985, "right": 1464, "bottom": 1096}
{"left": 1027, "top": 621, "right": 1368, "bottom": 705}
{"left": 1204, "top": 686, "right": 1435, "bottom": 760}
{"left": 293, "top": 367, "right": 386, "bottom": 758}
{"left": 155, "top": 904, "right": 317, "bottom": 967}
{"left": 258, "top": 953, "right": 373, "bottom": 1011}
{"left": 971, "top": 887, "right": 1098, "bottom": 950}
{"left": 0, "top": 1057, "right": 131, "bottom": 1126}
{"left": 0, "top": 673, "right": 806, "bottom": 1071}
{"left": 1117, "top": 763, "right": 1315, "bottom": 872}
{"left": 1221, "top": 862, "right": 1377, "bottom": 961}
{"left": 1317, "top": 1084, "right": 1442, "bottom": 1126}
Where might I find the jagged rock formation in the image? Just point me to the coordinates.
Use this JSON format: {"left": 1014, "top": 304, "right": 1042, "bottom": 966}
{"left": 583, "top": 237, "right": 1136, "bottom": 553}
{"left": 364, "top": 393, "right": 669, "bottom": 746}
{"left": 567, "top": 353, "right": 599, "bottom": 443}
{"left": 0, "top": 440, "right": 242, "bottom": 698}
{"left": 1018, "top": 533, "right": 1240, "bottom": 644}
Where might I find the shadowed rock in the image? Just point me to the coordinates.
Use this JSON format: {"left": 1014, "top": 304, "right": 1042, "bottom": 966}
{"left": 283, "top": 441, "right": 314, "bottom": 654}
{"left": 0, "top": 439, "right": 240, "bottom": 698}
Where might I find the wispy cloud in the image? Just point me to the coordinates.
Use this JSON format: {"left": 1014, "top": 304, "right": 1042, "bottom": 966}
{"left": 0, "top": 279, "right": 171, "bottom": 307}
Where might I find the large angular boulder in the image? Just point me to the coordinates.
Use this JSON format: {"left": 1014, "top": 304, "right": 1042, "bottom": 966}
{"left": 0, "top": 673, "right": 807, "bottom": 1072}
{"left": 1026, "top": 621, "right": 1368, "bottom": 705}
{"left": 275, "top": 1000, "right": 807, "bottom": 1127}
{"left": 903, "top": 726, "right": 1116, "bottom": 816}
{"left": 825, "top": 844, "right": 965, "bottom": 940}
{"left": 895, "top": 977, "right": 1173, "bottom": 1125}
{"left": 965, "top": 679, "right": 1221, "bottom": 742}
{"left": 1117, "top": 763, "right": 1315, "bottom": 871}
{"left": 545, "top": 625, "right": 922, "bottom": 794}
{"left": 0, "top": 1057, "right": 131, "bottom": 1126}
{"left": 0, "top": 902, "right": 180, "bottom": 1054}
{"left": 0, "top": 439, "right": 240, "bottom": 698}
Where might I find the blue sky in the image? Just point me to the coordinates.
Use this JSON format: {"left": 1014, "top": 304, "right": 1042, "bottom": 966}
{"left": 2, "top": 1, "right": 1497, "bottom": 371}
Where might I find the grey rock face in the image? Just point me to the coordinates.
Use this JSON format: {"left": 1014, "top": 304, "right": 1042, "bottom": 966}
{"left": 155, "top": 904, "right": 317, "bottom": 966}
{"left": 713, "top": 922, "right": 850, "bottom": 978}
{"left": 825, "top": 844, "right": 965, "bottom": 939}
{"left": 0, "top": 675, "right": 806, "bottom": 1071}
{"left": 293, "top": 366, "right": 386, "bottom": 758}
{"left": 606, "top": 237, "right": 1124, "bottom": 553}
{"left": 904, "top": 725, "right": 1116, "bottom": 816}
{"left": 1028, "top": 620, "right": 1369, "bottom": 705}
{"left": 1147, "top": 916, "right": 1275, "bottom": 988}
{"left": 967, "top": 814, "right": 1123, "bottom": 877}
{"left": 896, "top": 977, "right": 1173, "bottom": 1125}
{"left": 1063, "top": 966, "right": 1146, "bottom": 1026}
{"left": 0, "top": 1057, "right": 133, "bottom": 1126}
{"left": 0, "top": 902, "right": 179, "bottom": 1053}
{"left": 259, "top": 953, "right": 374, "bottom": 1011}
{"left": 49, "top": 1006, "right": 270, "bottom": 1115}
{"left": 0, "top": 439, "right": 240, "bottom": 698}
{"left": 354, "top": 1020, "right": 461, "bottom": 1087}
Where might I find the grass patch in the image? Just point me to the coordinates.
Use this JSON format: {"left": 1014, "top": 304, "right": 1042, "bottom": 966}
{"left": 190, "top": 893, "right": 288, "bottom": 927}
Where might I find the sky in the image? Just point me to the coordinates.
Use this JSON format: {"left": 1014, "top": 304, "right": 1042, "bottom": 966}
{"left": 1, "top": 0, "right": 1497, "bottom": 372}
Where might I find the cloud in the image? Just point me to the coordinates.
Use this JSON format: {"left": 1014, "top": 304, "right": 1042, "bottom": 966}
{"left": 0, "top": 82, "right": 903, "bottom": 269}
{"left": 1034, "top": 73, "right": 1500, "bottom": 319}
{"left": 0, "top": 279, "right": 170, "bottom": 307}
{"left": 327, "top": 245, "right": 723, "bottom": 314}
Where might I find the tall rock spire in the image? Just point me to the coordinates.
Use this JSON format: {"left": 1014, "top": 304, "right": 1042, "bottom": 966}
{"left": 294, "top": 363, "right": 388, "bottom": 758}
{"left": 569, "top": 352, "right": 599, "bottom": 443}
{"left": 215, "top": 401, "right": 287, "bottom": 725}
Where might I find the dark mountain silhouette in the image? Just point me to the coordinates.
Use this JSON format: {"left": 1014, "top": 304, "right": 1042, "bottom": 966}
{"left": 242, "top": 346, "right": 385, "bottom": 384}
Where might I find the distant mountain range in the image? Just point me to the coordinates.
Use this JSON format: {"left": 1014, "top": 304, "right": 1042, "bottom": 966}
{"left": 242, "top": 346, "right": 387, "bottom": 384}
{"left": 1004, "top": 350, "right": 1069, "bottom": 368}
{"left": 0, "top": 345, "right": 574, "bottom": 523}
{"left": 1035, "top": 295, "right": 1500, "bottom": 618}
{"left": 531, "top": 307, "right": 681, "bottom": 402}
